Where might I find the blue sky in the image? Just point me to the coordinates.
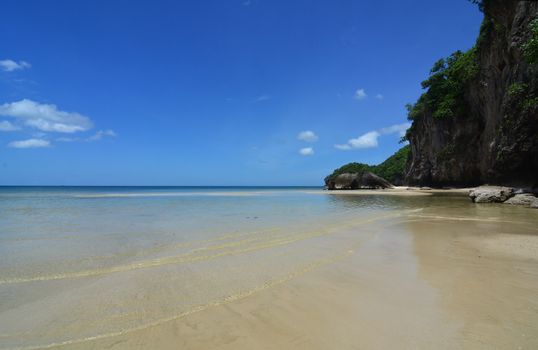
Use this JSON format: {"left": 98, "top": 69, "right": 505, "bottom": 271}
{"left": 0, "top": 0, "right": 482, "bottom": 186}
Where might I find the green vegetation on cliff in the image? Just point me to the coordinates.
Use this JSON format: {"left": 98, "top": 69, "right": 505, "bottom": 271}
{"left": 374, "top": 145, "right": 411, "bottom": 183}
{"left": 405, "top": 48, "right": 478, "bottom": 123}
{"left": 406, "top": 0, "right": 537, "bottom": 128}
{"left": 404, "top": 0, "right": 538, "bottom": 186}
{"left": 402, "top": 2, "right": 488, "bottom": 142}
{"left": 324, "top": 145, "right": 410, "bottom": 184}
{"left": 523, "top": 19, "right": 538, "bottom": 64}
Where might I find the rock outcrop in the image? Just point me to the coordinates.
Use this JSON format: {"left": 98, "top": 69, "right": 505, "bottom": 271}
{"left": 469, "top": 186, "right": 514, "bottom": 203}
{"left": 468, "top": 185, "right": 538, "bottom": 206}
{"left": 405, "top": 0, "right": 538, "bottom": 189}
{"left": 326, "top": 172, "right": 393, "bottom": 190}
{"left": 362, "top": 172, "right": 394, "bottom": 189}
{"left": 504, "top": 193, "right": 537, "bottom": 205}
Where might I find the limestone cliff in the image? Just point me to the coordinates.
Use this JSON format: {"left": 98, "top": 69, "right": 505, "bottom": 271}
{"left": 405, "top": 0, "right": 538, "bottom": 188}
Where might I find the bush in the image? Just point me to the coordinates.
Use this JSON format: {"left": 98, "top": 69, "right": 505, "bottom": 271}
{"left": 523, "top": 19, "right": 538, "bottom": 64}
{"left": 507, "top": 82, "right": 528, "bottom": 97}
{"left": 523, "top": 96, "right": 538, "bottom": 110}
{"left": 506, "top": 82, "right": 537, "bottom": 111}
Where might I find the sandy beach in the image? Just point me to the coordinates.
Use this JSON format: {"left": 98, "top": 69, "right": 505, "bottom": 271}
{"left": 73, "top": 213, "right": 538, "bottom": 350}
{"left": 1, "top": 188, "right": 537, "bottom": 350}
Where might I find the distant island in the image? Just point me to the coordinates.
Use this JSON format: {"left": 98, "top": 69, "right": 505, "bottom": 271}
{"left": 326, "top": 0, "right": 538, "bottom": 190}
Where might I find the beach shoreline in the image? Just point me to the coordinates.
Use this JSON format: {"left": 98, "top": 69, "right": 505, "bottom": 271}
{"left": 305, "top": 186, "right": 473, "bottom": 196}
{"left": 1, "top": 188, "right": 537, "bottom": 350}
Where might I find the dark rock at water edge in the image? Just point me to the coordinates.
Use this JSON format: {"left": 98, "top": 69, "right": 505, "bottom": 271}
{"left": 504, "top": 193, "right": 538, "bottom": 206}
{"left": 468, "top": 185, "right": 538, "bottom": 207}
{"left": 469, "top": 186, "right": 514, "bottom": 203}
{"left": 325, "top": 172, "right": 393, "bottom": 190}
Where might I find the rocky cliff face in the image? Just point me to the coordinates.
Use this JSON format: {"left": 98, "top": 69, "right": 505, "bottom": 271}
{"left": 405, "top": 0, "right": 538, "bottom": 188}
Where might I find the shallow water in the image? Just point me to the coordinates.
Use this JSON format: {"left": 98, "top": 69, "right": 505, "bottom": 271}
{"left": 0, "top": 187, "right": 537, "bottom": 349}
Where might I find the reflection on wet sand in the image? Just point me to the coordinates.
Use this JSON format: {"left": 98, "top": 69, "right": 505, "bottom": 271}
{"left": 408, "top": 215, "right": 538, "bottom": 349}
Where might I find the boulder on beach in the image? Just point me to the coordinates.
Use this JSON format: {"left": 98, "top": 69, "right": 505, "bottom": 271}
{"left": 327, "top": 172, "right": 393, "bottom": 190}
{"left": 468, "top": 186, "right": 514, "bottom": 203}
{"left": 361, "top": 172, "right": 394, "bottom": 189}
{"left": 504, "top": 193, "right": 538, "bottom": 206}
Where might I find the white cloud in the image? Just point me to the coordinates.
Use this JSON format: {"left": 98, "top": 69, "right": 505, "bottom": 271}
{"left": 379, "top": 123, "right": 411, "bottom": 137}
{"left": 0, "top": 99, "right": 93, "bottom": 133}
{"left": 8, "top": 138, "right": 50, "bottom": 149}
{"left": 0, "top": 59, "right": 31, "bottom": 72}
{"left": 56, "top": 129, "right": 117, "bottom": 143}
{"left": 254, "top": 94, "right": 271, "bottom": 102}
{"left": 341, "top": 131, "right": 380, "bottom": 150}
{"left": 299, "top": 147, "right": 314, "bottom": 156}
{"left": 87, "top": 129, "right": 117, "bottom": 141}
{"left": 0, "top": 120, "right": 20, "bottom": 131}
{"left": 56, "top": 136, "right": 79, "bottom": 142}
{"left": 349, "top": 131, "right": 380, "bottom": 148}
{"left": 354, "top": 88, "right": 367, "bottom": 100}
{"left": 297, "top": 130, "right": 318, "bottom": 142}
{"left": 334, "top": 144, "right": 352, "bottom": 150}
{"left": 376, "top": 94, "right": 383, "bottom": 100}
{"left": 334, "top": 123, "right": 410, "bottom": 151}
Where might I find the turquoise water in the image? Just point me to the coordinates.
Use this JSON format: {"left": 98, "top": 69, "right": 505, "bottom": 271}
{"left": 0, "top": 186, "right": 417, "bottom": 281}
{"left": 0, "top": 186, "right": 470, "bottom": 349}
{"left": 0, "top": 186, "right": 345, "bottom": 276}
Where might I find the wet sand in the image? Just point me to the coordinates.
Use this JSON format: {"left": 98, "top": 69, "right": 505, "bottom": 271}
{"left": 61, "top": 204, "right": 538, "bottom": 350}
{"left": 1, "top": 190, "right": 537, "bottom": 350}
